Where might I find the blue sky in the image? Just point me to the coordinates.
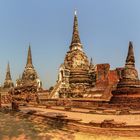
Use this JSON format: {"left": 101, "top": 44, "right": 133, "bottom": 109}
{"left": 0, "top": 0, "right": 140, "bottom": 88}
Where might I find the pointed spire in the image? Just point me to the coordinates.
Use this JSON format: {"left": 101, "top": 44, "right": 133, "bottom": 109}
{"left": 26, "top": 44, "right": 33, "bottom": 68}
{"left": 70, "top": 10, "right": 82, "bottom": 50}
{"left": 90, "top": 58, "right": 93, "bottom": 66}
{"left": 89, "top": 57, "right": 95, "bottom": 70}
{"left": 5, "top": 62, "right": 12, "bottom": 81}
{"left": 74, "top": 10, "right": 77, "bottom": 16}
{"left": 4, "top": 62, "right": 14, "bottom": 89}
{"left": 125, "top": 41, "right": 135, "bottom": 68}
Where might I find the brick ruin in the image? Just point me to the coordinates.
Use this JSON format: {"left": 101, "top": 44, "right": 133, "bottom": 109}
{"left": 0, "top": 62, "right": 14, "bottom": 104}
{"left": 49, "top": 11, "right": 95, "bottom": 98}
{"left": 87, "top": 64, "right": 122, "bottom": 100}
{"left": 46, "top": 12, "right": 140, "bottom": 110}
{"left": 1, "top": 12, "right": 140, "bottom": 111}
{"left": 110, "top": 42, "right": 140, "bottom": 109}
{"left": 0, "top": 45, "right": 43, "bottom": 106}
{"left": 16, "top": 45, "right": 42, "bottom": 93}
{"left": 48, "top": 11, "right": 123, "bottom": 101}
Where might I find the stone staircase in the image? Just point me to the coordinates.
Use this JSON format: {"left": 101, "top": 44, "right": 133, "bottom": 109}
{"left": 49, "top": 81, "right": 62, "bottom": 98}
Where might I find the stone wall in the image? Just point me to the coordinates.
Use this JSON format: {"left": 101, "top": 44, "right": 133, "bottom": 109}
{"left": 89, "top": 64, "right": 122, "bottom": 100}
{"left": 1, "top": 94, "right": 12, "bottom": 104}
{"left": 95, "top": 64, "right": 122, "bottom": 88}
{"left": 95, "top": 64, "right": 110, "bottom": 88}
{"left": 39, "top": 98, "right": 109, "bottom": 109}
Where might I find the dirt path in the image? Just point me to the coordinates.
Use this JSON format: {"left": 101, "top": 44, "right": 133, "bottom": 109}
{"left": 20, "top": 106, "right": 140, "bottom": 125}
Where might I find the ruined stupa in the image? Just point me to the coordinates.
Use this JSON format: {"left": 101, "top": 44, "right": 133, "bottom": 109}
{"left": 110, "top": 42, "right": 140, "bottom": 108}
{"left": 49, "top": 11, "right": 96, "bottom": 98}
{"left": 16, "top": 45, "right": 42, "bottom": 92}
{"left": 2, "top": 62, "right": 14, "bottom": 91}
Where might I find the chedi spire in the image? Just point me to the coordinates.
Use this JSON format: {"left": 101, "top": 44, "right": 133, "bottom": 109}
{"left": 121, "top": 41, "right": 138, "bottom": 80}
{"left": 5, "top": 62, "right": 12, "bottom": 81}
{"left": 3, "top": 62, "right": 14, "bottom": 88}
{"left": 70, "top": 10, "right": 82, "bottom": 50}
{"left": 125, "top": 41, "right": 135, "bottom": 68}
{"left": 26, "top": 44, "right": 33, "bottom": 68}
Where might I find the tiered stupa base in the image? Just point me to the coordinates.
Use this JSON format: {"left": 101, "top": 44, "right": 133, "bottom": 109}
{"left": 110, "top": 79, "right": 140, "bottom": 109}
